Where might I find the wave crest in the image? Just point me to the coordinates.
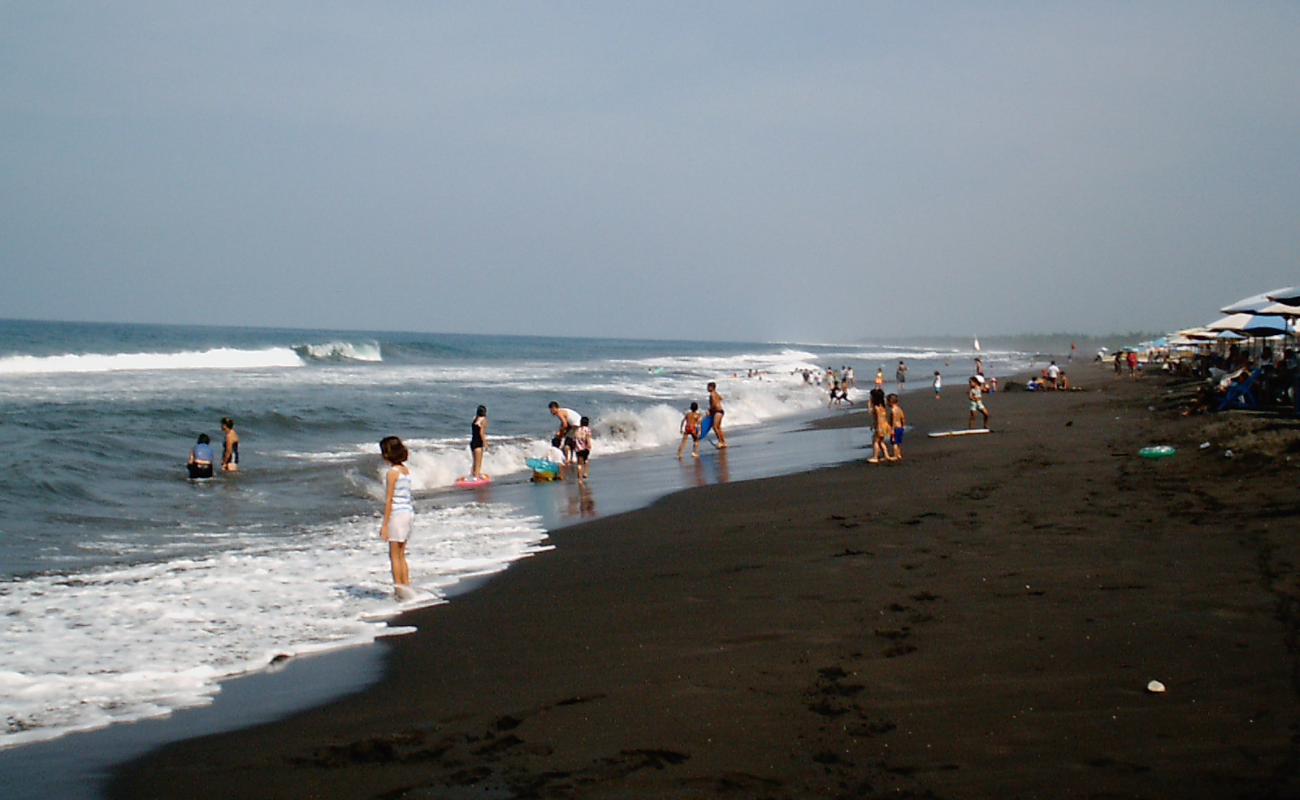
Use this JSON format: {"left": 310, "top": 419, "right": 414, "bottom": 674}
{"left": 293, "top": 341, "right": 383, "bottom": 363}
{"left": 0, "top": 347, "right": 305, "bottom": 375}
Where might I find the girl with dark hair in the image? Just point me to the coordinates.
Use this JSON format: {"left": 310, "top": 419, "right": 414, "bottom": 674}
{"left": 378, "top": 436, "right": 414, "bottom": 598}
{"left": 469, "top": 405, "right": 489, "bottom": 480}
{"left": 868, "top": 388, "right": 891, "bottom": 464}
{"left": 187, "top": 434, "right": 214, "bottom": 479}
{"left": 220, "top": 418, "right": 239, "bottom": 473}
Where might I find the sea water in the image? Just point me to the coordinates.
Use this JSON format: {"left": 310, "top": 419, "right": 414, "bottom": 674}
{"left": 0, "top": 319, "right": 1022, "bottom": 750}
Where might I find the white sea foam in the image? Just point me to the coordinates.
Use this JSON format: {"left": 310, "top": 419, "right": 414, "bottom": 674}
{"left": 0, "top": 503, "right": 546, "bottom": 749}
{"left": 0, "top": 347, "right": 306, "bottom": 375}
{"left": 294, "top": 340, "right": 383, "bottom": 362}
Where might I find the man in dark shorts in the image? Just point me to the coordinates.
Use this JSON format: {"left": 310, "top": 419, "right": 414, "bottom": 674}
{"left": 548, "top": 401, "right": 582, "bottom": 464}
{"left": 707, "top": 382, "right": 728, "bottom": 448}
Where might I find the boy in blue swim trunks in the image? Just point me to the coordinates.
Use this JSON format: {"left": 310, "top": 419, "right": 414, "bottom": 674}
{"left": 887, "top": 393, "right": 906, "bottom": 462}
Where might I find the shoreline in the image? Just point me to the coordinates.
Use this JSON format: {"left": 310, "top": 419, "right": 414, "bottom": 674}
{"left": 0, "top": 376, "right": 927, "bottom": 798}
{"left": 106, "top": 363, "right": 1300, "bottom": 798}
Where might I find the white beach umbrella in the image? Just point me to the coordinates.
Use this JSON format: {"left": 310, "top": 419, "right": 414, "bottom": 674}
{"left": 1265, "top": 286, "right": 1300, "bottom": 306}
{"left": 1206, "top": 313, "right": 1256, "bottom": 331}
{"left": 1207, "top": 313, "right": 1293, "bottom": 336}
{"left": 1258, "top": 301, "right": 1300, "bottom": 317}
{"left": 1177, "top": 327, "right": 1218, "bottom": 340}
{"left": 1220, "top": 288, "right": 1291, "bottom": 314}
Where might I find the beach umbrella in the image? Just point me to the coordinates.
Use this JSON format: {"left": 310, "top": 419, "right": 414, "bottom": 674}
{"left": 1206, "top": 313, "right": 1257, "bottom": 332}
{"left": 1266, "top": 286, "right": 1300, "bottom": 306}
{"left": 1177, "top": 327, "right": 1218, "bottom": 340}
{"left": 1220, "top": 288, "right": 1291, "bottom": 314}
{"left": 1259, "top": 302, "right": 1300, "bottom": 317}
{"left": 1241, "top": 317, "right": 1294, "bottom": 337}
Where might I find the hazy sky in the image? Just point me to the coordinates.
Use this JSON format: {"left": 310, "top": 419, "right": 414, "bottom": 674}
{"left": 2, "top": 2, "right": 1297, "bottom": 342}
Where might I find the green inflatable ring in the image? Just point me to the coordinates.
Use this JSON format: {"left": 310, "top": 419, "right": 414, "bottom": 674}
{"left": 1138, "top": 445, "right": 1176, "bottom": 459}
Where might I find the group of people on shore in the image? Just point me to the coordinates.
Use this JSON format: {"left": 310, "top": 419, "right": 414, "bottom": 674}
{"left": 1026, "top": 360, "right": 1071, "bottom": 391}
{"left": 371, "top": 381, "right": 729, "bottom": 596}
{"left": 868, "top": 390, "right": 907, "bottom": 464}
{"left": 328, "top": 358, "right": 1009, "bottom": 595}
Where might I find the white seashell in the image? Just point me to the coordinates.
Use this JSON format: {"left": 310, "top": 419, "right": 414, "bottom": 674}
{"left": 1147, "top": 680, "right": 1166, "bottom": 694}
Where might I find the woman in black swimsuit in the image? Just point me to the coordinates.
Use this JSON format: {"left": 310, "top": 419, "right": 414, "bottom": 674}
{"left": 469, "top": 405, "right": 489, "bottom": 479}
{"left": 221, "top": 417, "right": 239, "bottom": 472}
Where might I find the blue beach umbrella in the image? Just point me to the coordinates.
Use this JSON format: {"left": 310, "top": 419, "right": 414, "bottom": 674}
{"left": 1237, "top": 316, "right": 1294, "bottom": 337}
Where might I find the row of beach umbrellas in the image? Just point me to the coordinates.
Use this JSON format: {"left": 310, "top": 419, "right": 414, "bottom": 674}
{"left": 1169, "top": 286, "right": 1300, "bottom": 344}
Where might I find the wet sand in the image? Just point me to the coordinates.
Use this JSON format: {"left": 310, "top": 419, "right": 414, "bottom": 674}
{"left": 110, "top": 365, "right": 1300, "bottom": 799}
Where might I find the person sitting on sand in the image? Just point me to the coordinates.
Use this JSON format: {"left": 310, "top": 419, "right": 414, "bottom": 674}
{"left": 220, "top": 417, "right": 239, "bottom": 472}
{"left": 378, "top": 436, "right": 414, "bottom": 599}
{"left": 868, "top": 388, "right": 891, "bottom": 464}
{"left": 887, "top": 393, "right": 906, "bottom": 462}
{"left": 678, "top": 402, "right": 704, "bottom": 459}
{"left": 969, "top": 376, "right": 990, "bottom": 430}
{"left": 530, "top": 439, "right": 567, "bottom": 482}
{"left": 187, "top": 434, "right": 214, "bottom": 479}
{"left": 707, "top": 382, "right": 728, "bottom": 448}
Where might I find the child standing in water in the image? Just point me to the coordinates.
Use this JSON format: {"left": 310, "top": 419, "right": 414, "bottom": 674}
{"left": 574, "top": 417, "right": 593, "bottom": 481}
{"left": 378, "top": 436, "right": 415, "bottom": 599}
{"left": 887, "top": 393, "right": 907, "bottom": 462}
{"left": 469, "top": 405, "right": 489, "bottom": 480}
{"left": 678, "top": 401, "right": 704, "bottom": 459}
{"left": 933, "top": 371, "right": 942, "bottom": 400}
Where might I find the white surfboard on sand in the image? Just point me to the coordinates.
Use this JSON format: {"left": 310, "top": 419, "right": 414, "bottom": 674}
{"left": 928, "top": 428, "right": 992, "bottom": 438}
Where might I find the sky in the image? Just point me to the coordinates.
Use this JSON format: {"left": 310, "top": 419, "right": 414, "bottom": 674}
{"left": 2, "top": 2, "right": 1298, "bottom": 342}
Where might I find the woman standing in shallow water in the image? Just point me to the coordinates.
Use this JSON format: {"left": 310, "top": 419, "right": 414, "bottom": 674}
{"left": 220, "top": 417, "right": 239, "bottom": 472}
{"left": 469, "top": 405, "right": 489, "bottom": 480}
{"left": 379, "top": 436, "right": 415, "bottom": 599}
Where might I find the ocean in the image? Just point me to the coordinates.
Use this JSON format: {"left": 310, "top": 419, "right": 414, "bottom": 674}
{"left": 0, "top": 319, "right": 1024, "bottom": 752}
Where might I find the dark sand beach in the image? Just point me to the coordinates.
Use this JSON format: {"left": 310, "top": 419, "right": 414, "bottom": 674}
{"left": 110, "top": 364, "right": 1300, "bottom": 799}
